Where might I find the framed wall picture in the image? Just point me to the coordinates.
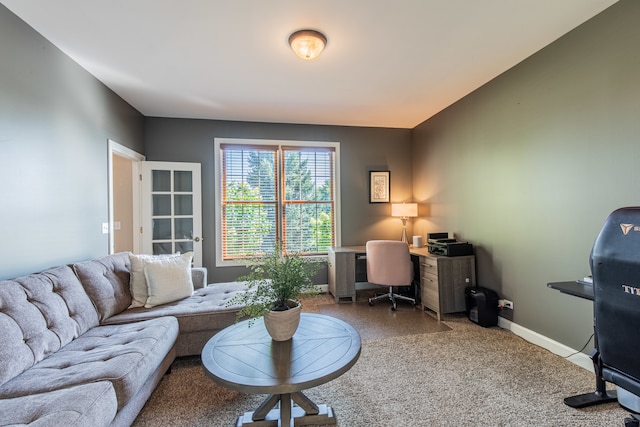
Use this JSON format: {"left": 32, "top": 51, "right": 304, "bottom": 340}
{"left": 369, "top": 171, "right": 390, "bottom": 203}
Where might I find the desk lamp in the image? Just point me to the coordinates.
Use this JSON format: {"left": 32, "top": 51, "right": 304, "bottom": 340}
{"left": 391, "top": 203, "right": 418, "bottom": 243}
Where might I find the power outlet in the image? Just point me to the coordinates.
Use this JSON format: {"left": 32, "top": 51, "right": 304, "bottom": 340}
{"left": 500, "top": 299, "right": 514, "bottom": 310}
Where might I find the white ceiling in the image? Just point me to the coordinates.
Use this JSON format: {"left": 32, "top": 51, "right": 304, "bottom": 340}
{"left": 2, "top": 0, "right": 619, "bottom": 129}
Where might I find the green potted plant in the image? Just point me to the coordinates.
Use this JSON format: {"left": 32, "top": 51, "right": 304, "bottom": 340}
{"left": 227, "top": 247, "right": 322, "bottom": 340}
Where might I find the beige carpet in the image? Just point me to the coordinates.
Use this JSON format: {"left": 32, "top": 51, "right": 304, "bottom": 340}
{"left": 132, "top": 305, "right": 630, "bottom": 426}
{"left": 318, "top": 301, "right": 450, "bottom": 340}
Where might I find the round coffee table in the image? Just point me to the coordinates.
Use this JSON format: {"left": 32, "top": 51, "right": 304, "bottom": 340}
{"left": 202, "top": 313, "right": 361, "bottom": 426}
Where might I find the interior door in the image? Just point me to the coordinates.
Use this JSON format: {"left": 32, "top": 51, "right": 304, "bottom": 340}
{"left": 141, "top": 161, "right": 203, "bottom": 266}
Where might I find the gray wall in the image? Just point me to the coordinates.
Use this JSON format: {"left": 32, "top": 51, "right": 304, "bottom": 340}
{"left": 0, "top": 5, "right": 144, "bottom": 279}
{"left": 412, "top": 0, "right": 640, "bottom": 350}
{"left": 2, "top": 0, "right": 635, "bottom": 354}
{"left": 144, "top": 118, "right": 413, "bottom": 282}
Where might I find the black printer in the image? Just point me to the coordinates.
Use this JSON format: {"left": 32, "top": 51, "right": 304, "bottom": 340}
{"left": 427, "top": 233, "right": 474, "bottom": 257}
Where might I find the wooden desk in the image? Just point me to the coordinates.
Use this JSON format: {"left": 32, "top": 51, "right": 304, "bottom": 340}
{"left": 202, "top": 313, "right": 361, "bottom": 426}
{"left": 328, "top": 245, "right": 475, "bottom": 319}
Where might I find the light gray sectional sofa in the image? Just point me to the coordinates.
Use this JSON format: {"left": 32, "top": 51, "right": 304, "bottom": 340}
{"left": 0, "top": 252, "right": 249, "bottom": 427}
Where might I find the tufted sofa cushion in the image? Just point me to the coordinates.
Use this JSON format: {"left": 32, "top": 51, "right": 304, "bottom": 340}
{"left": 103, "top": 281, "right": 249, "bottom": 356}
{"left": 0, "top": 265, "right": 99, "bottom": 387}
{"left": 0, "top": 316, "right": 179, "bottom": 409}
{"left": 104, "top": 281, "right": 249, "bottom": 332}
{"left": 73, "top": 252, "right": 132, "bottom": 322}
{"left": 0, "top": 382, "right": 117, "bottom": 427}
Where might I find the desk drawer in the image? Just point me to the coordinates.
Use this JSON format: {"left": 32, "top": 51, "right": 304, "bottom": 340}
{"left": 420, "top": 273, "right": 439, "bottom": 295}
{"left": 421, "top": 273, "right": 439, "bottom": 307}
{"left": 422, "top": 287, "right": 439, "bottom": 310}
{"left": 421, "top": 272, "right": 438, "bottom": 291}
{"left": 420, "top": 257, "right": 438, "bottom": 277}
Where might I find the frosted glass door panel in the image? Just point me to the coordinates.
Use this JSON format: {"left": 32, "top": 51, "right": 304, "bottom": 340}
{"left": 176, "top": 241, "right": 194, "bottom": 254}
{"left": 152, "top": 170, "right": 171, "bottom": 192}
{"left": 174, "top": 218, "right": 193, "bottom": 240}
{"left": 153, "top": 195, "right": 171, "bottom": 216}
{"left": 174, "top": 171, "right": 192, "bottom": 192}
{"left": 174, "top": 195, "right": 193, "bottom": 215}
{"left": 152, "top": 219, "right": 171, "bottom": 240}
{"left": 153, "top": 242, "right": 173, "bottom": 255}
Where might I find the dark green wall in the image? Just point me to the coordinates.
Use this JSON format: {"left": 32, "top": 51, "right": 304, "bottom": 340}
{"left": 144, "top": 118, "right": 412, "bottom": 282}
{"left": 412, "top": 0, "right": 640, "bottom": 350}
{"left": 0, "top": 5, "right": 144, "bottom": 279}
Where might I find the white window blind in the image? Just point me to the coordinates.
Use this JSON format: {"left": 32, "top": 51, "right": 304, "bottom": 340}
{"left": 220, "top": 142, "right": 337, "bottom": 260}
{"left": 281, "top": 146, "right": 335, "bottom": 254}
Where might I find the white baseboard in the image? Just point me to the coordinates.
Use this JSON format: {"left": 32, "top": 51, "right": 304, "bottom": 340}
{"left": 498, "top": 317, "right": 593, "bottom": 373}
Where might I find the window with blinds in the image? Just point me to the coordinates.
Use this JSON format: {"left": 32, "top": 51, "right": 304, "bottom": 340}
{"left": 219, "top": 140, "right": 338, "bottom": 261}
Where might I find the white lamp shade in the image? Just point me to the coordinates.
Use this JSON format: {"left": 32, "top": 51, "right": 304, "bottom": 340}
{"left": 391, "top": 203, "right": 418, "bottom": 218}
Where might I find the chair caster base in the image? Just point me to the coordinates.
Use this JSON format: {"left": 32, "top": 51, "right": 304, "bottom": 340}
{"left": 624, "top": 413, "right": 640, "bottom": 427}
{"left": 368, "top": 290, "right": 414, "bottom": 311}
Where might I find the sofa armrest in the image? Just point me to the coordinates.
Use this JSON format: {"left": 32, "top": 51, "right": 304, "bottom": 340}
{"left": 191, "top": 267, "right": 207, "bottom": 289}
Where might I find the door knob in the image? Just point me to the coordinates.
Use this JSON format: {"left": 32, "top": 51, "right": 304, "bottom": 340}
{"left": 193, "top": 236, "right": 202, "bottom": 242}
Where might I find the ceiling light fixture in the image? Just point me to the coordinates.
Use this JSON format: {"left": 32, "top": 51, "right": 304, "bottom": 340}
{"left": 288, "top": 29, "right": 327, "bottom": 60}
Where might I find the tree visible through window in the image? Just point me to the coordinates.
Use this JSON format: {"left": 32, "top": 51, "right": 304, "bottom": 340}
{"left": 219, "top": 141, "right": 337, "bottom": 261}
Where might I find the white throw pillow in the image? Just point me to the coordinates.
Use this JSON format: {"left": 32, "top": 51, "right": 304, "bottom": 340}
{"left": 128, "top": 253, "right": 180, "bottom": 308}
{"left": 144, "top": 252, "right": 194, "bottom": 308}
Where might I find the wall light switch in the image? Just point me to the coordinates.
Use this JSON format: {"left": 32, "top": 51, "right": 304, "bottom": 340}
{"left": 101, "top": 223, "right": 109, "bottom": 234}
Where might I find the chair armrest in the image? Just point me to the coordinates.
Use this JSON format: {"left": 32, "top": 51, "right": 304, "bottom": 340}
{"left": 191, "top": 267, "right": 208, "bottom": 289}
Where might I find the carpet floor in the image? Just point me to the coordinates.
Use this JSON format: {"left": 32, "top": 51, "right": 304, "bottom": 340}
{"left": 318, "top": 302, "right": 451, "bottom": 340}
{"left": 132, "top": 293, "right": 630, "bottom": 426}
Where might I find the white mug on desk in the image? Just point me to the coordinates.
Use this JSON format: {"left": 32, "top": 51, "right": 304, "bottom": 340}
{"left": 413, "top": 236, "right": 423, "bottom": 248}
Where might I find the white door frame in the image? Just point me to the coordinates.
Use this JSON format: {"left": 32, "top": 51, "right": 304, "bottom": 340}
{"left": 108, "top": 139, "right": 145, "bottom": 254}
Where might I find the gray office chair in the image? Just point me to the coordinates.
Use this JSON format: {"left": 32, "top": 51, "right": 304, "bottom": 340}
{"left": 366, "top": 240, "right": 415, "bottom": 310}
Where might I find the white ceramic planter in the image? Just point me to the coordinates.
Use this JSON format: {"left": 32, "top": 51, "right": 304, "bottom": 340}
{"left": 263, "top": 300, "right": 302, "bottom": 341}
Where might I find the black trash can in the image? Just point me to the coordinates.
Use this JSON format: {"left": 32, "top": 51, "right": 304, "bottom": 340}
{"left": 465, "top": 286, "right": 499, "bottom": 327}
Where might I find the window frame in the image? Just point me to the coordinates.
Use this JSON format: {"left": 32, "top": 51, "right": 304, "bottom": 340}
{"left": 214, "top": 138, "right": 341, "bottom": 267}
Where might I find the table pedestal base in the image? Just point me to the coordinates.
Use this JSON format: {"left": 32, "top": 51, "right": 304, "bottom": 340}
{"left": 235, "top": 392, "right": 336, "bottom": 427}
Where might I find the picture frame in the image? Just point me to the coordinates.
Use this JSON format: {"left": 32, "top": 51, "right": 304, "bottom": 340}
{"left": 369, "top": 171, "right": 390, "bottom": 203}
